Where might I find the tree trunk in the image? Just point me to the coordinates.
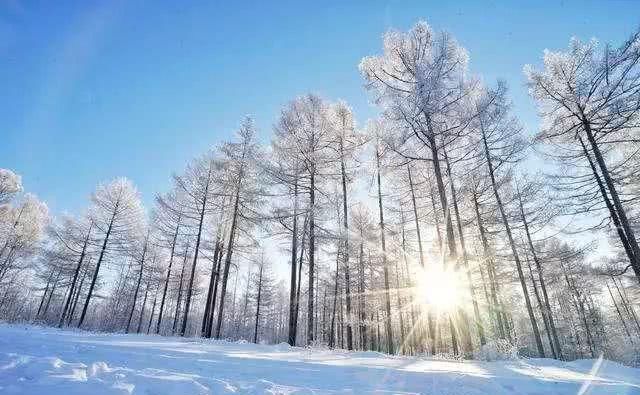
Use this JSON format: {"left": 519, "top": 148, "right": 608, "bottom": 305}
{"left": 472, "top": 193, "right": 506, "bottom": 339}
{"left": 59, "top": 221, "right": 93, "bottom": 327}
{"left": 339, "top": 140, "right": 353, "bottom": 350}
{"left": 156, "top": 217, "right": 181, "bottom": 334}
{"left": 427, "top": 136, "right": 456, "bottom": 259}
{"left": 407, "top": 165, "right": 426, "bottom": 267}
{"left": 578, "top": 136, "right": 639, "bottom": 281}
{"left": 329, "top": 249, "right": 340, "bottom": 348}
{"left": 42, "top": 270, "right": 61, "bottom": 318}
{"left": 444, "top": 151, "right": 485, "bottom": 348}
{"left": 307, "top": 169, "right": 316, "bottom": 345}
{"left": 253, "top": 261, "right": 264, "bottom": 343}
{"left": 606, "top": 281, "right": 633, "bottom": 340}
{"left": 173, "top": 245, "right": 190, "bottom": 335}
{"left": 517, "top": 189, "right": 563, "bottom": 359}
{"left": 611, "top": 276, "right": 640, "bottom": 333}
{"left": 136, "top": 281, "right": 150, "bottom": 334}
{"left": 147, "top": 284, "right": 159, "bottom": 334}
{"left": 78, "top": 206, "right": 118, "bottom": 328}
{"left": 524, "top": 249, "right": 556, "bottom": 358}
{"left": 202, "top": 237, "right": 221, "bottom": 336}
{"left": 375, "top": 144, "right": 394, "bottom": 354}
{"left": 582, "top": 121, "right": 640, "bottom": 281}
{"left": 241, "top": 268, "right": 252, "bottom": 335}
{"left": 215, "top": 184, "right": 241, "bottom": 338}
{"left": 127, "top": 239, "right": 148, "bottom": 333}
{"left": 205, "top": 241, "right": 224, "bottom": 338}
{"left": 294, "top": 215, "right": 308, "bottom": 339}
{"left": 358, "top": 232, "right": 367, "bottom": 350}
{"left": 394, "top": 258, "right": 406, "bottom": 353}
{"left": 409, "top": 165, "right": 434, "bottom": 354}
{"left": 181, "top": 193, "right": 208, "bottom": 336}
{"left": 36, "top": 270, "right": 54, "bottom": 319}
{"left": 399, "top": 207, "right": 419, "bottom": 354}
{"left": 481, "top": 128, "right": 545, "bottom": 357}
{"left": 69, "top": 259, "right": 91, "bottom": 325}
{"left": 288, "top": 174, "right": 299, "bottom": 345}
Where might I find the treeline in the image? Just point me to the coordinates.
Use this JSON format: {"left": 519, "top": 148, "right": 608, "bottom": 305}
{"left": 1, "top": 22, "right": 639, "bottom": 365}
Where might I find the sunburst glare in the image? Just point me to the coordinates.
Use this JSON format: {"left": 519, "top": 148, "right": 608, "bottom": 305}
{"left": 414, "top": 264, "right": 466, "bottom": 313}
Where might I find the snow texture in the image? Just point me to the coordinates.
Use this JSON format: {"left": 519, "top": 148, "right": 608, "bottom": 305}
{"left": 0, "top": 324, "right": 638, "bottom": 394}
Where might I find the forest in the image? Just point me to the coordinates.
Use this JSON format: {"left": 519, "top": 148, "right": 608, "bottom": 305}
{"left": 1, "top": 21, "right": 640, "bottom": 367}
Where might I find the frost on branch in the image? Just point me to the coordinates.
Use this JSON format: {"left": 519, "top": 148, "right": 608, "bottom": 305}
{"left": 0, "top": 168, "right": 23, "bottom": 206}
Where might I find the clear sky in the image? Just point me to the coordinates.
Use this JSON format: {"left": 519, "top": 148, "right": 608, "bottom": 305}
{"left": 2, "top": 0, "right": 639, "bottom": 216}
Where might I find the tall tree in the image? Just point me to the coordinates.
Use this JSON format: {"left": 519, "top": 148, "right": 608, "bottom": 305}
{"left": 525, "top": 30, "right": 640, "bottom": 281}
{"left": 472, "top": 84, "right": 545, "bottom": 356}
{"left": 215, "top": 118, "right": 263, "bottom": 338}
{"left": 78, "top": 178, "right": 144, "bottom": 328}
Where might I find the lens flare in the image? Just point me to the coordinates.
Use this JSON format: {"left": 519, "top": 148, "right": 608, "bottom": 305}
{"left": 414, "top": 265, "right": 465, "bottom": 312}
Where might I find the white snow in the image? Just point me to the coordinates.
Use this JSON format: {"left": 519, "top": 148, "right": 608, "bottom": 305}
{"left": 0, "top": 324, "right": 638, "bottom": 394}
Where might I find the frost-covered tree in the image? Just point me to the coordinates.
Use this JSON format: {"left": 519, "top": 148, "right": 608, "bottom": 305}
{"left": 0, "top": 169, "right": 22, "bottom": 207}
{"left": 251, "top": 252, "right": 275, "bottom": 344}
{"left": 525, "top": 31, "right": 640, "bottom": 281}
{"left": 152, "top": 190, "right": 186, "bottom": 334}
{"left": 77, "top": 178, "right": 145, "bottom": 328}
{"left": 214, "top": 117, "right": 264, "bottom": 339}
{"left": 360, "top": 21, "right": 476, "bottom": 262}
{"left": 0, "top": 193, "right": 48, "bottom": 286}
{"left": 172, "top": 152, "right": 221, "bottom": 335}
{"left": 270, "top": 95, "right": 335, "bottom": 345}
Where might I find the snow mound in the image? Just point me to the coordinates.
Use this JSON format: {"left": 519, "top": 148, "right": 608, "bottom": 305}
{"left": 0, "top": 324, "right": 639, "bottom": 394}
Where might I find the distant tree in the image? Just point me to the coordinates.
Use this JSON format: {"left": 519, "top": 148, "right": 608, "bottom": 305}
{"left": 251, "top": 252, "right": 274, "bottom": 343}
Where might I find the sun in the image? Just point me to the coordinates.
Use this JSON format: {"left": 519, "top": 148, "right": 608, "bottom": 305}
{"left": 414, "top": 265, "right": 465, "bottom": 312}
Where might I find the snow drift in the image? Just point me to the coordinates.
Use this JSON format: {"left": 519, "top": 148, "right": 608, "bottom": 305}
{"left": 0, "top": 324, "right": 638, "bottom": 394}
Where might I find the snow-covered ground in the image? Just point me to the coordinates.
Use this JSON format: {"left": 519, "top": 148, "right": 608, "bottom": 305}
{"left": 0, "top": 325, "right": 639, "bottom": 395}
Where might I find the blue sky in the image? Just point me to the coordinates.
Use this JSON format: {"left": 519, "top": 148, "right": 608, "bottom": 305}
{"left": 2, "top": 0, "right": 639, "bottom": 216}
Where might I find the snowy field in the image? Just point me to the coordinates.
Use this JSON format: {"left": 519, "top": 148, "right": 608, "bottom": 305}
{"left": 0, "top": 325, "right": 639, "bottom": 395}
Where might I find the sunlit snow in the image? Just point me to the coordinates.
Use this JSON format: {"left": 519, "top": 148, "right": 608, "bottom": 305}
{"left": 0, "top": 324, "right": 638, "bottom": 394}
